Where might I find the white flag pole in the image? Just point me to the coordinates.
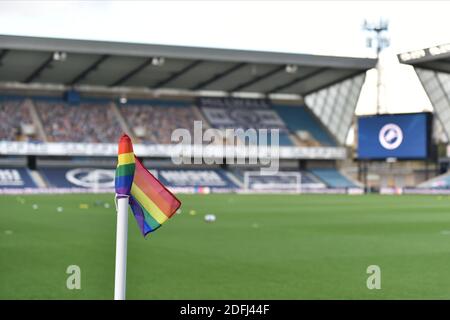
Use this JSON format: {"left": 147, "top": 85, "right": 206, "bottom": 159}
{"left": 114, "top": 195, "right": 129, "bottom": 300}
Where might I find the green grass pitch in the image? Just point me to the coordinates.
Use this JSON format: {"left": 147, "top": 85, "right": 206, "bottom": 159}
{"left": 1, "top": 193, "right": 450, "bottom": 299}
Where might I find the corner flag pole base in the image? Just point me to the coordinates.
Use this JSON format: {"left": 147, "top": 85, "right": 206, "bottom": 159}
{"left": 114, "top": 194, "right": 129, "bottom": 300}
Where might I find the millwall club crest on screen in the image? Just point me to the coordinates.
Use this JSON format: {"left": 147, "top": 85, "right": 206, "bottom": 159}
{"left": 358, "top": 113, "right": 430, "bottom": 159}
{"left": 378, "top": 123, "right": 403, "bottom": 150}
{"left": 65, "top": 168, "right": 115, "bottom": 188}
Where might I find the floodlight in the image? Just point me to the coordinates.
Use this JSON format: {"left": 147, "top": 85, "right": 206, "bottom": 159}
{"left": 285, "top": 64, "right": 298, "bottom": 74}
{"left": 53, "top": 51, "right": 67, "bottom": 62}
{"left": 151, "top": 57, "right": 165, "bottom": 66}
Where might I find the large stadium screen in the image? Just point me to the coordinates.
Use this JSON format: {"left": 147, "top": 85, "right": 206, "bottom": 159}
{"left": 357, "top": 113, "right": 432, "bottom": 159}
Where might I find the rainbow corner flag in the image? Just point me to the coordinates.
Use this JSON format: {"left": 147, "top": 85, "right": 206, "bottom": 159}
{"left": 115, "top": 134, "right": 181, "bottom": 237}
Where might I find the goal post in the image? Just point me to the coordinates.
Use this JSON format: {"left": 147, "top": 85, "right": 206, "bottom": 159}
{"left": 243, "top": 171, "right": 302, "bottom": 193}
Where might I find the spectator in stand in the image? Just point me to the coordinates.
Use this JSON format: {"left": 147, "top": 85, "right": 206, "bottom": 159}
{"left": 36, "top": 100, "right": 122, "bottom": 143}
{"left": 0, "top": 99, "right": 34, "bottom": 141}
{"left": 120, "top": 103, "right": 202, "bottom": 144}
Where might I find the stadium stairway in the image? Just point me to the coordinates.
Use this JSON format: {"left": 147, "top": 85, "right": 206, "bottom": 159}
{"left": 225, "top": 170, "right": 244, "bottom": 188}
{"left": 417, "top": 171, "right": 450, "bottom": 189}
{"left": 191, "top": 104, "right": 228, "bottom": 145}
{"left": 288, "top": 132, "right": 307, "bottom": 147}
{"left": 111, "top": 102, "right": 135, "bottom": 140}
{"left": 28, "top": 169, "right": 48, "bottom": 188}
{"left": 26, "top": 99, "right": 48, "bottom": 142}
{"left": 191, "top": 104, "right": 213, "bottom": 130}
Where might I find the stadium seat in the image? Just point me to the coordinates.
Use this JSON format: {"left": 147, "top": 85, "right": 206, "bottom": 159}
{"left": 0, "top": 97, "right": 35, "bottom": 141}
{"left": 118, "top": 100, "right": 203, "bottom": 144}
{"left": 199, "top": 101, "right": 294, "bottom": 146}
{"left": 33, "top": 98, "right": 122, "bottom": 143}
{"left": 272, "top": 105, "right": 337, "bottom": 146}
{"left": 417, "top": 172, "right": 450, "bottom": 189}
{"left": 310, "top": 168, "right": 356, "bottom": 188}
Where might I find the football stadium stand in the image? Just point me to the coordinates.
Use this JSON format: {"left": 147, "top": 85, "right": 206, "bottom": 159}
{"left": 0, "top": 95, "right": 342, "bottom": 147}
{"left": 0, "top": 94, "right": 363, "bottom": 193}
{"left": 310, "top": 168, "right": 357, "bottom": 188}
{"left": 0, "top": 35, "right": 378, "bottom": 194}
{"left": 34, "top": 98, "right": 122, "bottom": 143}
{"left": 118, "top": 100, "right": 202, "bottom": 144}
{"left": 0, "top": 97, "right": 35, "bottom": 141}
{"left": 272, "top": 104, "right": 336, "bottom": 146}
{"left": 417, "top": 172, "right": 450, "bottom": 189}
{"left": 198, "top": 98, "right": 294, "bottom": 146}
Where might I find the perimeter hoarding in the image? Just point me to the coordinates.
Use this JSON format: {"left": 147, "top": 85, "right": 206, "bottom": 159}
{"left": 357, "top": 113, "right": 432, "bottom": 160}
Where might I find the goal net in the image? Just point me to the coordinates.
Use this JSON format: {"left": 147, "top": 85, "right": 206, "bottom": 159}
{"left": 243, "top": 171, "right": 302, "bottom": 193}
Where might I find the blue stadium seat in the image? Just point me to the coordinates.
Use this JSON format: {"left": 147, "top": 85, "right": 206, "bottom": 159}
{"left": 118, "top": 100, "right": 201, "bottom": 144}
{"left": 272, "top": 105, "right": 336, "bottom": 146}
{"left": 199, "top": 100, "right": 294, "bottom": 146}
{"left": 310, "top": 168, "right": 356, "bottom": 188}
{"left": 278, "top": 133, "right": 294, "bottom": 146}
{"left": 417, "top": 172, "right": 450, "bottom": 189}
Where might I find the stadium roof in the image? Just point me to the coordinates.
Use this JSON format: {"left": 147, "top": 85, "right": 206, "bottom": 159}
{"left": 398, "top": 43, "right": 450, "bottom": 73}
{"left": 399, "top": 43, "right": 450, "bottom": 141}
{"left": 0, "top": 35, "right": 376, "bottom": 96}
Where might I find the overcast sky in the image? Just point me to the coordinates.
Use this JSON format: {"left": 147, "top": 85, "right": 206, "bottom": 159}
{"left": 1, "top": 1, "right": 449, "bottom": 115}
